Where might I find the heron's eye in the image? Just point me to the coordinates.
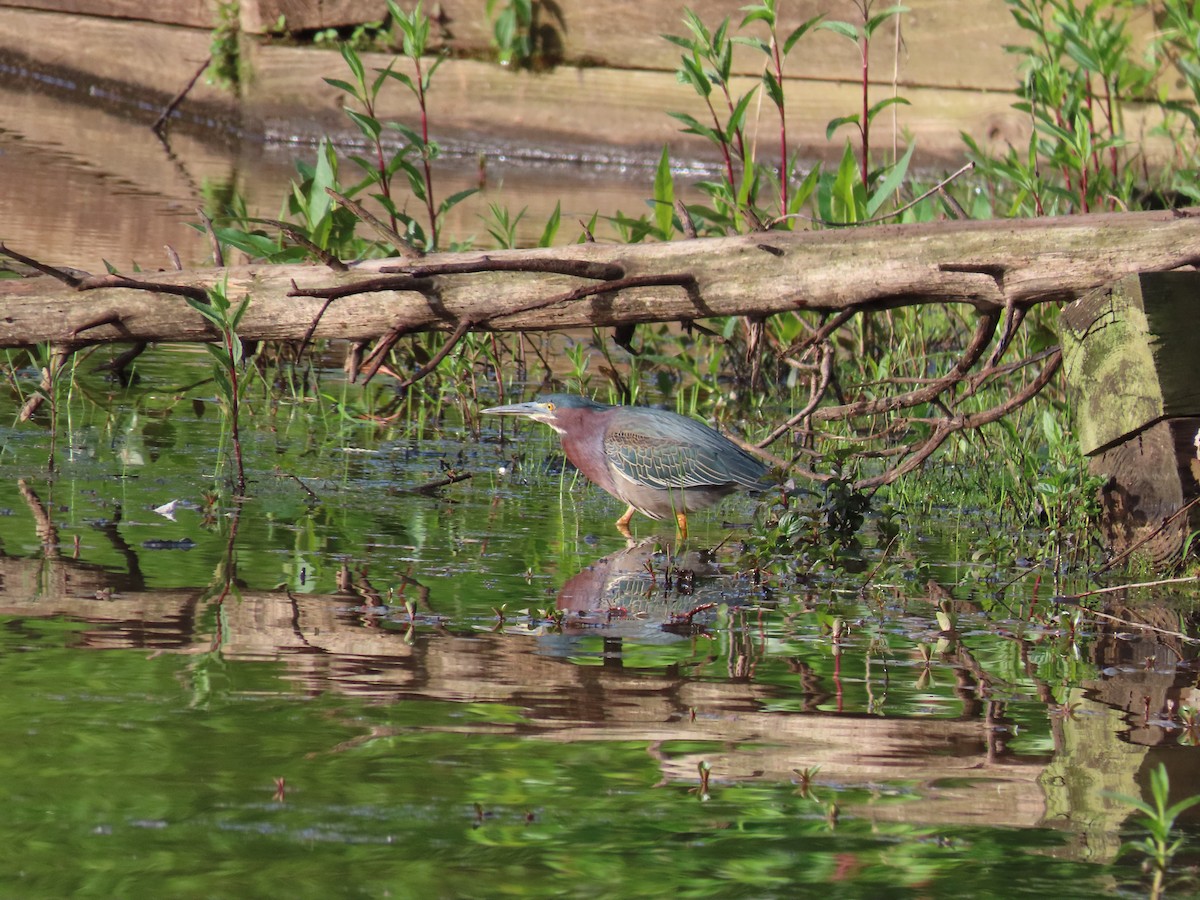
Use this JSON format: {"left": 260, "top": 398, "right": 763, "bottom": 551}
{"left": 546, "top": 402, "right": 556, "bottom": 411}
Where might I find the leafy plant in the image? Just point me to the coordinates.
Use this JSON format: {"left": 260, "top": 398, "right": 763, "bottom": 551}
{"left": 486, "top": 0, "right": 533, "bottom": 67}
{"left": 1108, "top": 763, "right": 1200, "bottom": 900}
{"left": 966, "top": 0, "right": 1152, "bottom": 214}
{"left": 187, "top": 280, "right": 251, "bottom": 496}
{"left": 819, "top": 2, "right": 909, "bottom": 193}
{"left": 209, "top": 0, "right": 242, "bottom": 91}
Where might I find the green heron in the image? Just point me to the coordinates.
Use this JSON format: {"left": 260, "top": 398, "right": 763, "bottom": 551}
{"left": 483, "top": 394, "right": 770, "bottom": 538}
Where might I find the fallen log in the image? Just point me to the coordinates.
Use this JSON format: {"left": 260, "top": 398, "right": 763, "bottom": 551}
{"left": 2, "top": 208, "right": 1199, "bottom": 349}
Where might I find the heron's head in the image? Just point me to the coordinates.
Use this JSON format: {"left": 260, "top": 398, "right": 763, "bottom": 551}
{"left": 481, "top": 394, "right": 611, "bottom": 435}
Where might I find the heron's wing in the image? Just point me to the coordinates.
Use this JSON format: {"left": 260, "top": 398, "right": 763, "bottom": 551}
{"left": 602, "top": 412, "right": 767, "bottom": 491}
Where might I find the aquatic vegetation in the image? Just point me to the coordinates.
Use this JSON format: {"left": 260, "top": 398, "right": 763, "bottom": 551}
{"left": 186, "top": 280, "right": 251, "bottom": 496}
{"left": 1108, "top": 763, "right": 1200, "bottom": 899}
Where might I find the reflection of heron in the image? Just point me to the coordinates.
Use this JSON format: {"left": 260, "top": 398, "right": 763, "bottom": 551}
{"left": 483, "top": 394, "right": 771, "bottom": 538}
{"left": 552, "top": 538, "right": 725, "bottom": 647}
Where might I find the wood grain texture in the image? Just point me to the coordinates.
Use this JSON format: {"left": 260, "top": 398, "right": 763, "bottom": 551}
{"left": 1061, "top": 273, "right": 1200, "bottom": 455}
{"left": 3, "top": 208, "right": 1199, "bottom": 348}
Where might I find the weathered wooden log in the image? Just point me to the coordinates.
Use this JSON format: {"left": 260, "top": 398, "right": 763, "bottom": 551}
{"left": 1061, "top": 272, "right": 1200, "bottom": 563}
{"left": 3, "top": 209, "right": 1200, "bottom": 349}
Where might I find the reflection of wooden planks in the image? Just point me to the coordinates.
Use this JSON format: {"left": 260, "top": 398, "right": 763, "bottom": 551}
{"left": 0, "top": 4, "right": 1177, "bottom": 172}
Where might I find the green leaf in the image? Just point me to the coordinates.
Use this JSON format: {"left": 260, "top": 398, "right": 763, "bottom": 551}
{"left": 537, "top": 201, "right": 561, "bottom": 248}
{"left": 230, "top": 296, "right": 251, "bottom": 331}
{"left": 865, "top": 95, "right": 911, "bottom": 124}
{"left": 307, "top": 140, "right": 337, "bottom": 233}
{"left": 819, "top": 20, "right": 860, "bottom": 41}
{"left": 727, "top": 88, "right": 758, "bottom": 135}
{"left": 652, "top": 145, "right": 676, "bottom": 238}
{"left": 339, "top": 43, "right": 366, "bottom": 90}
{"left": 667, "top": 111, "right": 720, "bottom": 143}
{"left": 322, "top": 77, "right": 358, "bottom": 96}
{"left": 865, "top": 141, "right": 915, "bottom": 217}
{"left": 344, "top": 108, "right": 382, "bottom": 141}
{"left": 761, "top": 69, "right": 784, "bottom": 108}
{"left": 832, "top": 140, "right": 862, "bottom": 222}
{"left": 784, "top": 15, "right": 824, "bottom": 54}
{"left": 825, "top": 113, "right": 860, "bottom": 141}
{"left": 865, "top": 5, "right": 908, "bottom": 38}
{"left": 382, "top": 69, "right": 416, "bottom": 93}
{"left": 438, "top": 187, "right": 480, "bottom": 216}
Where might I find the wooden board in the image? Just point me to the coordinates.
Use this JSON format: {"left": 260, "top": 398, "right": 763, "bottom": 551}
{"left": 9, "top": 0, "right": 1162, "bottom": 99}
{"left": 1061, "top": 272, "right": 1200, "bottom": 456}
{"left": 1088, "top": 418, "right": 1196, "bottom": 565}
{"left": 0, "top": 7, "right": 1175, "bottom": 170}
{"left": 0, "top": 0, "right": 215, "bottom": 28}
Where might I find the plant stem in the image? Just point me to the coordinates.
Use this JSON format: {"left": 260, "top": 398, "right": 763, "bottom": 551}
{"left": 413, "top": 55, "right": 439, "bottom": 249}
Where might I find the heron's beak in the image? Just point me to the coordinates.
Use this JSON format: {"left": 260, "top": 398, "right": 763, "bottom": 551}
{"left": 481, "top": 401, "right": 549, "bottom": 417}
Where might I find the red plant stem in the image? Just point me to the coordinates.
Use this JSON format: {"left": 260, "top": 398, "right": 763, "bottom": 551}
{"left": 772, "top": 34, "right": 789, "bottom": 212}
{"left": 720, "top": 84, "right": 748, "bottom": 168}
{"left": 1102, "top": 77, "right": 1120, "bottom": 205}
{"left": 859, "top": 32, "right": 869, "bottom": 189}
{"left": 413, "top": 56, "right": 439, "bottom": 249}
{"left": 365, "top": 94, "right": 399, "bottom": 234}
{"left": 225, "top": 331, "right": 245, "bottom": 496}
{"left": 705, "top": 95, "right": 738, "bottom": 201}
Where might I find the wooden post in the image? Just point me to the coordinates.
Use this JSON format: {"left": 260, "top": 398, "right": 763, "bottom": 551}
{"left": 1060, "top": 272, "right": 1200, "bottom": 564}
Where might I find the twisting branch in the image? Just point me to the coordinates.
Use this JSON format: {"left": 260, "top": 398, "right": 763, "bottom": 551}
{"left": 380, "top": 257, "right": 625, "bottom": 280}
{"left": 760, "top": 344, "right": 835, "bottom": 446}
{"left": 812, "top": 311, "right": 1001, "bottom": 421}
{"left": 854, "top": 347, "right": 1063, "bottom": 489}
{"left": 391, "top": 318, "right": 474, "bottom": 391}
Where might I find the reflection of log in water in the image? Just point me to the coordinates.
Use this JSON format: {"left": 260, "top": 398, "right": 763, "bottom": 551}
{"left": 3, "top": 507, "right": 1200, "bottom": 838}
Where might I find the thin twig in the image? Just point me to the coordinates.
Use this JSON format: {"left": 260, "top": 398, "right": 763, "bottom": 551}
{"left": 1057, "top": 576, "right": 1200, "bottom": 605}
{"left": 391, "top": 318, "right": 474, "bottom": 390}
{"left": 780, "top": 308, "right": 858, "bottom": 360}
{"left": 1094, "top": 494, "right": 1200, "bottom": 576}
{"left": 760, "top": 345, "right": 834, "bottom": 446}
{"left": 325, "top": 188, "right": 422, "bottom": 259}
{"left": 256, "top": 218, "right": 347, "bottom": 271}
{"left": 288, "top": 274, "right": 433, "bottom": 301}
{"left": 854, "top": 348, "right": 1062, "bottom": 489}
{"left": 0, "top": 243, "right": 84, "bottom": 287}
{"left": 196, "top": 207, "right": 224, "bottom": 268}
{"left": 152, "top": 55, "right": 211, "bottom": 133}
{"left": 489, "top": 273, "right": 697, "bottom": 324}
{"left": 812, "top": 311, "right": 1000, "bottom": 422}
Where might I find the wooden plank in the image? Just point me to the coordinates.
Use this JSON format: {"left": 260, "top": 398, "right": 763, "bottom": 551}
{"left": 1061, "top": 272, "right": 1200, "bottom": 456}
{"left": 1089, "top": 418, "right": 1195, "bottom": 564}
{"left": 0, "top": 8, "right": 228, "bottom": 107}
{"left": 0, "top": 0, "right": 1163, "bottom": 97}
{"left": 236, "top": 0, "right": 1160, "bottom": 99}
{"left": 0, "top": 7, "right": 1173, "bottom": 170}
{"left": 0, "top": 0, "right": 214, "bottom": 28}
{"left": 243, "top": 42, "right": 1036, "bottom": 166}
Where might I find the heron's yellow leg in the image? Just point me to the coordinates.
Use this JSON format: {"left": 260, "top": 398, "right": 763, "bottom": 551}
{"left": 675, "top": 511, "right": 689, "bottom": 540}
{"left": 616, "top": 505, "right": 637, "bottom": 537}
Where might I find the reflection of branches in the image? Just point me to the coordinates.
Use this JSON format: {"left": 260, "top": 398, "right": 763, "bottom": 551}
{"left": 18, "top": 479, "right": 57, "bottom": 552}
{"left": 203, "top": 502, "right": 243, "bottom": 608}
